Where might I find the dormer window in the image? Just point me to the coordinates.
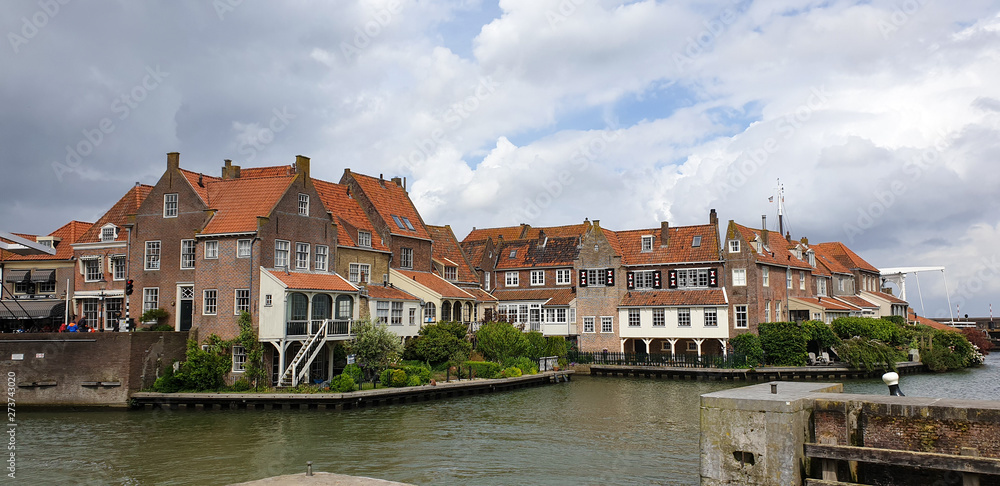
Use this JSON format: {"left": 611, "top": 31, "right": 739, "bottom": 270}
{"left": 100, "top": 224, "right": 118, "bottom": 242}
{"left": 39, "top": 239, "right": 53, "bottom": 248}
{"left": 641, "top": 235, "right": 653, "bottom": 252}
{"left": 807, "top": 250, "right": 816, "bottom": 267}
{"left": 692, "top": 236, "right": 702, "bottom": 247}
{"left": 358, "top": 230, "right": 372, "bottom": 248}
{"left": 164, "top": 193, "right": 178, "bottom": 218}
{"left": 444, "top": 266, "right": 457, "bottom": 281}
{"left": 298, "top": 194, "right": 309, "bottom": 216}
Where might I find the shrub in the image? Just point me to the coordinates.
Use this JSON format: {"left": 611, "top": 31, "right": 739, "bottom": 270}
{"left": 379, "top": 368, "right": 408, "bottom": 387}
{"left": 405, "top": 323, "right": 471, "bottom": 365}
{"left": 140, "top": 307, "right": 170, "bottom": 323}
{"left": 231, "top": 378, "right": 251, "bottom": 392}
{"left": 921, "top": 329, "right": 975, "bottom": 371}
{"left": 758, "top": 322, "right": 807, "bottom": 366}
{"left": 475, "top": 322, "right": 528, "bottom": 364}
{"left": 343, "top": 364, "right": 363, "bottom": 385}
{"left": 545, "top": 337, "right": 568, "bottom": 358}
{"left": 329, "top": 373, "right": 356, "bottom": 392}
{"left": 149, "top": 324, "right": 175, "bottom": 332}
{"left": 406, "top": 375, "right": 423, "bottom": 387}
{"left": 401, "top": 364, "right": 432, "bottom": 385}
{"left": 801, "top": 320, "right": 841, "bottom": 350}
{"left": 501, "top": 366, "right": 522, "bottom": 378}
{"left": 178, "top": 336, "right": 231, "bottom": 391}
{"left": 464, "top": 361, "right": 501, "bottom": 379}
{"left": 152, "top": 364, "right": 183, "bottom": 393}
{"left": 730, "top": 333, "right": 763, "bottom": 366}
{"left": 835, "top": 336, "right": 901, "bottom": 372}
{"left": 524, "top": 331, "right": 548, "bottom": 360}
{"left": 831, "top": 317, "right": 902, "bottom": 345}
{"left": 436, "top": 321, "right": 470, "bottom": 340}
{"left": 349, "top": 320, "right": 404, "bottom": 380}
{"left": 506, "top": 356, "right": 538, "bottom": 375}
{"left": 882, "top": 315, "right": 906, "bottom": 326}
{"left": 961, "top": 328, "right": 992, "bottom": 355}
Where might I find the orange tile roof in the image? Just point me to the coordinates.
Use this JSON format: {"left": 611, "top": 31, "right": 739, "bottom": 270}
{"left": 460, "top": 239, "right": 490, "bottom": 267}
{"left": 791, "top": 297, "right": 856, "bottom": 311}
{"left": 314, "top": 179, "right": 390, "bottom": 252}
{"left": 835, "top": 295, "right": 879, "bottom": 309}
{"left": 731, "top": 223, "right": 813, "bottom": 270}
{"left": 76, "top": 184, "right": 152, "bottom": 244}
{"left": 180, "top": 169, "right": 220, "bottom": 205}
{"left": 463, "top": 223, "right": 590, "bottom": 243}
{"left": 426, "top": 225, "right": 477, "bottom": 283}
{"left": 2, "top": 221, "right": 92, "bottom": 261}
{"left": 395, "top": 269, "right": 475, "bottom": 299}
{"left": 365, "top": 284, "right": 419, "bottom": 301}
{"left": 616, "top": 224, "right": 720, "bottom": 266}
{"left": 200, "top": 176, "right": 295, "bottom": 235}
{"left": 267, "top": 269, "right": 357, "bottom": 292}
{"left": 490, "top": 288, "right": 576, "bottom": 305}
{"left": 466, "top": 287, "right": 498, "bottom": 303}
{"left": 619, "top": 289, "right": 728, "bottom": 306}
{"left": 865, "top": 290, "right": 908, "bottom": 305}
{"left": 813, "top": 242, "right": 880, "bottom": 273}
{"left": 908, "top": 309, "right": 953, "bottom": 330}
{"left": 239, "top": 166, "right": 295, "bottom": 178}
{"left": 494, "top": 236, "right": 578, "bottom": 269}
{"left": 348, "top": 172, "right": 430, "bottom": 240}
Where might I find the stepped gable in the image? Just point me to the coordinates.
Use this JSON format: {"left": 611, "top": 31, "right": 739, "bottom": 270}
{"left": 620, "top": 289, "right": 728, "bottom": 307}
{"left": 349, "top": 172, "right": 430, "bottom": 240}
{"left": 616, "top": 223, "right": 720, "bottom": 266}
{"left": 813, "top": 241, "right": 880, "bottom": 273}
{"left": 200, "top": 175, "right": 296, "bottom": 235}
{"left": 426, "top": 224, "right": 477, "bottom": 282}
{"left": 2, "top": 221, "right": 92, "bottom": 261}
{"left": 313, "top": 179, "right": 389, "bottom": 251}
{"left": 77, "top": 184, "right": 153, "bottom": 244}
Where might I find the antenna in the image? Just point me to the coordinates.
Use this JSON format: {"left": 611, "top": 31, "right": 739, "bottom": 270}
{"left": 776, "top": 178, "right": 785, "bottom": 238}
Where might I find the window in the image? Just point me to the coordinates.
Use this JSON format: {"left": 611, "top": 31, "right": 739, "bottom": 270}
{"left": 349, "top": 263, "right": 370, "bottom": 283}
{"left": 444, "top": 266, "right": 457, "bottom": 281}
{"left": 237, "top": 239, "right": 251, "bottom": 258}
{"left": 205, "top": 240, "right": 219, "bottom": 259}
{"left": 315, "top": 245, "right": 328, "bottom": 271}
{"left": 509, "top": 249, "right": 517, "bottom": 259}
{"left": 776, "top": 301, "right": 782, "bottom": 320}
{"left": 556, "top": 269, "right": 571, "bottom": 285}
{"left": 787, "top": 270, "right": 792, "bottom": 289}
{"left": 704, "top": 308, "right": 717, "bottom": 327}
{"left": 634, "top": 270, "right": 657, "bottom": 289}
{"left": 295, "top": 243, "right": 309, "bottom": 270}
{"left": 676, "top": 269, "right": 709, "bottom": 288}
{"left": 264, "top": 294, "right": 272, "bottom": 307}
{"left": 85, "top": 258, "right": 102, "bottom": 282}
{"left": 181, "top": 240, "right": 196, "bottom": 269}
{"left": 762, "top": 267, "right": 769, "bottom": 286}
{"left": 391, "top": 215, "right": 405, "bottom": 230}
{"left": 732, "top": 268, "right": 746, "bottom": 286}
{"left": 506, "top": 271, "right": 519, "bottom": 287}
{"left": 799, "top": 271, "right": 806, "bottom": 290}
{"left": 101, "top": 226, "right": 117, "bottom": 242}
{"left": 235, "top": 289, "right": 250, "bottom": 314}
{"left": 401, "top": 217, "right": 415, "bottom": 231}
{"left": 424, "top": 302, "right": 436, "bottom": 322}
{"left": 818, "top": 278, "right": 827, "bottom": 296}
{"left": 600, "top": 316, "right": 613, "bottom": 333}
{"left": 484, "top": 272, "right": 490, "bottom": 291}
{"left": 628, "top": 309, "right": 640, "bottom": 327}
{"left": 728, "top": 240, "right": 740, "bottom": 253}
{"left": 145, "top": 241, "right": 160, "bottom": 270}
{"left": 376, "top": 301, "right": 389, "bottom": 324}
{"left": 530, "top": 270, "right": 544, "bottom": 286}
{"left": 203, "top": 290, "right": 217, "bottom": 315}
{"left": 143, "top": 288, "right": 159, "bottom": 314}
{"left": 274, "top": 240, "right": 290, "bottom": 268}
{"left": 641, "top": 235, "right": 653, "bottom": 252}
{"left": 357, "top": 230, "right": 371, "bottom": 248}
{"left": 409, "top": 308, "right": 417, "bottom": 325}
{"left": 583, "top": 317, "right": 595, "bottom": 333}
{"left": 13, "top": 282, "right": 33, "bottom": 294}
{"left": 735, "top": 305, "right": 748, "bottom": 328}
{"left": 400, "top": 247, "right": 413, "bottom": 269}
{"left": 336, "top": 296, "right": 353, "bottom": 320}
{"left": 678, "top": 308, "right": 691, "bottom": 327}
{"left": 112, "top": 256, "right": 126, "bottom": 281}
{"left": 584, "top": 268, "right": 614, "bottom": 287}
{"left": 298, "top": 193, "right": 309, "bottom": 216}
{"left": 765, "top": 301, "right": 770, "bottom": 322}
{"left": 839, "top": 278, "right": 845, "bottom": 292}
{"left": 232, "top": 345, "right": 246, "bottom": 372}
{"left": 391, "top": 301, "right": 403, "bottom": 325}
{"left": 37, "top": 281, "right": 55, "bottom": 294}
{"left": 692, "top": 235, "right": 702, "bottom": 247}
{"left": 163, "top": 193, "right": 178, "bottom": 217}
{"left": 83, "top": 300, "right": 98, "bottom": 325}
{"left": 653, "top": 308, "right": 665, "bottom": 327}
{"left": 687, "top": 341, "right": 698, "bottom": 352}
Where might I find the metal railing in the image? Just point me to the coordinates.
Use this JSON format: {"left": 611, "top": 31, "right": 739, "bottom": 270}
{"left": 286, "top": 319, "right": 353, "bottom": 337}
{"left": 567, "top": 351, "right": 748, "bottom": 369}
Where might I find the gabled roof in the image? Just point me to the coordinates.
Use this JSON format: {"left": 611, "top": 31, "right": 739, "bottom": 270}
{"left": 835, "top": 295, "right": 879, "bottom": 309}
{"left": 200, "top": 176, "right": 295, "bottom": 235}
{"left": 460, "top": 239, "right": 490, "bottom": 267}
{"left": 265, "top": 269, "right": 357, "bottom": 292}
{"left": 619, "top": 289, "right": 728, "bottom": 307}
{"left": 490, "top": 288, "right": 575, "bottom": 306}
{"left": 494, "top": 236, "right": 578, "bottom": 269}
{"left": 790, "top": 297, "right": 856, "bottom": 312}
{"left": 426, "top": 225, "right": 477, "bottom": 282}
{"left": 365, "top": 284, "right": 419, "bottom": 301}
{"left": 2, "top": 221, "right": 92, "bottom": 261}
{"left": 862, "top": 290, "right": 908, "bottom": 305}
{"left": 394, "top": 269, "right": 475, "bottom": 299}
{"left": 908, "top": 309, "right": 953, "bottom": 331}
{"left": 76, "top": 184, "right": 153, "bottom": 244}
{"left": 813, "top": 242, "right": 880, "bottom": 273}
{"left": 313, "top": 179, "right": 390, "bottom": 252}
{"left": 347, "top": 172, "right": 431, "bottom": 240}
{"left": 179, "top": 168, "right": 220, "bottom": 205}
{"left": 730, "top": 222, "right": 812, "bottom": 270}
{"left": 466, "top": 287, "right": 498, "bottom": 303}
{"left": 239, "top": 166, "right": 295, "bottom": 178}
{"left": 616, "top": 224, "right": 720, "bottom": 266}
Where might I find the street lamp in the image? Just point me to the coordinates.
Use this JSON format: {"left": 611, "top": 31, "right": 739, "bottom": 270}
{"left": 97, "top": 277, "right": 107, "bottom": 332}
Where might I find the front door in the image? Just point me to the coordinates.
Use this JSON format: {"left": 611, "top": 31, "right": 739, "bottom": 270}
{"left": 179, "top": 286, "right": 193, "bottom": 331}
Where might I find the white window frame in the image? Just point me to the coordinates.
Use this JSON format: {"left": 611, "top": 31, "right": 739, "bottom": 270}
{"left": 409, "top": 308, "right": 416, "bottom": 325}
{"left": 787, "top": 270, "right": 792, "bottom": 289}
{"left": 728, "top": 239, "right": 740, "bottom": 253}
{"left": 143, "top": 288, "right": 159, "bottom": 315}
{"left": 776, "top": 301, "right": 782, "bottom": 320}
{"left": 583, "top": 316, "right": 595, "bottom": 333}
{"left": 530, "top": 270, "right": 544, "bottom": 286}
{"left": 444, "top": 266, "right": 457, "bottom": 281}
{"left": 84, "top": 258, "right": 102, "bottom": 282}
{"left": 274, "top": 240, "right": 290, "bottom": 269}
{"left": 180, "top": 239, "right": 196, "bottom": 269}
{"left": 704, "top": 307, "right": 717, "bottom": 327}
{"left": 349, "top": 263, "right": 370, "bottom": 283}
{"left": 295, "top": 242, "right": 310, "bottom": 270}
{"left": 232, "top": 345, "right": 246, "bottom": 372}
{"left": 634, "top": 270, "right": 657, "bottom": 290}
{"left": 484, "top": 272, "right": 490, "bottom": 291}
{"left": 400, "top": 247, "right": 413, "bottom": 269}
{"left": 100, "top": 225, "right": 117, "bottom": 242}
{"left": 628, "top": 309, "right": 640, "bottom": 327}
{"left": 205, "top": 240, "right": 219, "bottom": 259}
{"left": 203, "top": 289, "right": 217, "bottom": 315}
{"left": 264, "top": 294, "right": 272, "bottom": 307}
{"left": 505, "top": 271, "right": 519, "bottom": 287}
{"left": 762, "top": 267, "right": 769, "bottom": 286}
{"left": 163, "top": 193, "right": 178, "bottom": 218}
{"left": 818, "top": 278, "right": 827, "bottom": 296}
{"left": 652, "top": 308, "right": 665, "bottom": 327}
{"left": 765, "top": 301, "right": 771, "bottom": 322}
{"left": 234, "top": 289, "right": 250, "bottom": 315}
{"left": 357, "top": 230, "right": 371, "bottom": 248}
{"left": 732, "top": 268, "right": 746, "bottom": 286}
{"left": 315, "top": 245, "right": 329, "bottom": 271}
{"left": 391, "top": 301, "right": 403, "bottom": 325}
{"left": 585, "top": 269, "right": 606, "bottom": 288}
{"left": 641, "top": 235, "right": 653, "bottom": 252}
{"left": 298, "top": 193, "right": 309, "bottom": 216}
{"left": 376, "top": 301, "right": 389, "bottom": 324}
{"left": 112, "top": 256, "right": 126, "bottom": 281}
{"left": 735, "top": 305, "right": 748, "bottom": 328}
{"left": 237, "top": 239, "right": 251, "bottom": 259}
{"left": 799, "top": 271, "right": 806, "bottom": 290}
{"left": 600, "top": 316, "right": 613, "bottom": 333}
{"left": 556, "top": 269, "right": 571, "bottom": 285}
{"left": 678, "top": 308, "right": 691, "bottom": 327}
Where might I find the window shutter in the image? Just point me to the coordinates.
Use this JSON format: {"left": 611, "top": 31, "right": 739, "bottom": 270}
{"left": 653, "top": 270, "right": 662, "bottom": 289}
{"left": 668, "top": 269, "right": 678, "bottom": 289}
{"left": 579, "top": 270, "right": 588, "bottom": 288}
{"left": 708, "top": 268, "right": 718, "bottom": 288}
{"left": 605, "top": 268, "right": 615, "bottom": 287}
{"left": 626, "top": 271, "right": 635, "bottom": 290}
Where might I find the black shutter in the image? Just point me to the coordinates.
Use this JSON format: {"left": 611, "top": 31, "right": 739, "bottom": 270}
{"left": 579, "top": 269, "right": 588, "bottom": 288}
{"left": 668, "top": 269, "right": 678, "bottom": 289}
{"left": 626, "top": 271, "right": 635, "bottom": 290}
{"left": 708, "top": 268, "right": 718, "bottom": 288}
{"left": 605, "top": 268, "right": 615, "bottom": 287}
{"left": 653, "top": 270, "right": 662, "bottom": 289}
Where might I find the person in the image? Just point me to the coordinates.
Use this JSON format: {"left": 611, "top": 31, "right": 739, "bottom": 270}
{"left": 58, "top": 322, "right": 67, "bottom": 333}
{"left": 67, "top": 321, "right": 78, "bottom": 332}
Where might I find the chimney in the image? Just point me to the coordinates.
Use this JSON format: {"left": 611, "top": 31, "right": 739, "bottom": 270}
{"left": 593, "top": 220, "right": 601, "bottom": 229}
{"left": 167, "top": 152, "right": 180, "bottom": 171}
{"left": 761, "top": 215, "right": 768, "bottom": 245}
{"left": 295, "top": 155, "right": 311, "bottom": 186}
{"left": 379, "top": 173, "right": 385, "bottom": 187}
{"left": 786, "top": 231, "right": 791, "bottom": 241}
{"left": 660, "top": 221, "right": 669, "bottom": 245}
{"left": 538, "top": 229, "right": 547, "bottom": 247}
{"left": 391, "top": 176, "right": 402, "bottom": 188}
{"left": 709, "top": 208, "right": 718, "bottom": 225}
{"left": 800, "top": 236, "right": 809, "bottom": 245}
{"left": 222, "top": 159, "right": 242, "bottom": 179}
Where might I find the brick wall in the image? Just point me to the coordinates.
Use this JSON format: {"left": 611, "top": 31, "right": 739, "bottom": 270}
{"left": 575, "top": 222, "right": 623, "bottom": 352}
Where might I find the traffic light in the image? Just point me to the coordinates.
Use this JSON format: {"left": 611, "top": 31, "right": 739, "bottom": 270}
{"left": 125, "top": 279, "right": 134, "bottom": 295}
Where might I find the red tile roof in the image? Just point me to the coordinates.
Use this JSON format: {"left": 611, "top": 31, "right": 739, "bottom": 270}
{"left": 426, "top": 225, "right": 477, "bottom": 283}
{"left": 463, "top": 223, "right": 590, "bottom": 243}
{"left": 490, "top": 288, "right": 576, "bottom": 305}
{"left": 76, "top": 184, "right": 152, "bottom": 244}
{"left": 813, "top": 242, "right": 880, "bottom": 273}
{"left": 619, "top": 289, "right": 728, "bottom": 306}
{"left": 731, "top": 223, "right": 813, "bottom": 270}
{"left": 267, "top": 269, "right": 357, "bottom": 292}
{"left": 180, "top": 169, "right": 220, "bottom": 205}
{"left": 466, "top": 287, "right": 498, "bottom": 303}
{"left": 239, "top": 166, "right": 295, "bottom": 178}
{"left": 812, "top": 246, "right": 853, "bottom": 275}
{"left": 394, "top": 269, "right": 475, "bottom": 299}
{"left": 347, "top": 172, "right": 430, "bottom": 240}
{"left": 908, "top": 309, "right": 953, "bottom": 331}
{"left": 314, "top": 179, "right": 390, "bottom": 252}
{"left": 835, "top": 295, "right": 879, "bottom": 309}
{"left": 200, "top": 176, "right": 295, "bottom": 235}
{"left": 790, "top": 297, "right": 856, "bottom": 311}
{"left": 494, "top": 236, "right": 578, "bottom": 269}
{"left": 616, "top": 224, "right": 720, "bottom": 266}
{"left": 865, "top": 290, "right": 908, "bottom": 305}
{"left": 460, "top": 239, "right": 490, "bottom": 267}
{"left": 2, "top": 221, "right": 92, "bottom": 261}
{"left": 365, "top": 284, "right": 419, "bottom": 301}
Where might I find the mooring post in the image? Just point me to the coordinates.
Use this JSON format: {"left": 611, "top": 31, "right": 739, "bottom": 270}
{"left": 961, "top": 447, "right": 980, "bottom": 486}
{"left": 882, "top": 372, "right": 904, "bottom": 396}
{"left": 307, "top": 461, "right": 313, "bottom": 476}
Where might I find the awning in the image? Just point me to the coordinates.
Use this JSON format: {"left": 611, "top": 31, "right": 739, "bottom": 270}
{"left": 0, "top": 300, "right": 65, "bottom": 320}
{"left": 4, "top": 270, "right": 29, "bottom": 283}
{"left": 31, "top": 269, "right": 55, "bottom": 283}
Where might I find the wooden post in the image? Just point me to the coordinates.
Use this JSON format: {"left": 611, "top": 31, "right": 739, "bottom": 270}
{"left": 962, "top": 447, "right": 980, "bottom": 486}
{"left": 821, "top": 437, "right": 838, "bottom": 481}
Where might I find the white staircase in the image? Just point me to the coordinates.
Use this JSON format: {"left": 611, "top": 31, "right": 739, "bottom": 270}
{"left": 278, "top": 320, "right": 329, "bottom": 387}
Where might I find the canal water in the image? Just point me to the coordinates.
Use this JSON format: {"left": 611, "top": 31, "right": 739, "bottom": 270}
{"left": 15, "top": 353, "right": 1000, "bottom": 485}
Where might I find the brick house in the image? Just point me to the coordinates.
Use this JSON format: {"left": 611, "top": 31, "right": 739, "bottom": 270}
{"left": 426, "top": 224, "right": 496, "bottom": 324}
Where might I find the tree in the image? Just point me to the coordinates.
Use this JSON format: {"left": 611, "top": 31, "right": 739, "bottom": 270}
{"left": 405, "top": 322, "right": 471, "bottom": 365}
{"left": 348, "top": 319, "right": 403, "bottom": 381}
{"left": 475, "top": 321, "right": 528, "bottom": 364}
{"left": 235, "top": 311, "right": 267, "bottom": 390}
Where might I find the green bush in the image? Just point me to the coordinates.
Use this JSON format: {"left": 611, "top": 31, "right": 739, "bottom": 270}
{"left": 730, "top": 333, "right": 763, "bottom": 366}
{"left": 329, "top": 373, "right": 357, "bottom": 392}
{"left": 545, "top": 337, "right": 568, "bottom": 358}
{"left": 343, "top": 364, "right": 363, "bottom": 385}
{"left": 834, "top": 336, "right": 901, "bottom": 372}
{"left": 831, "top": 317, "right": 902, "bottom": 345}
{"left": 501, "top": 366, "right": 522, "bottom": 378}
{"left": 464, "top": 361, "right": 501, "bottom": 379}
{"left": 404, "top": 323, "right": 472, "bottom": 365}
{"left": 178, "top": 336, "right": 231, "bottom": 391}
{"left": 882, "top": 315, "right": 906, "bottom": 326}
{"left": 231, "top": 378, "right": 251, "bottom": 392}
{"left": 758, "top": 322, "right": 807, "bottom": 366}
{"left": 801, "top": 320, "right": 841, "bottom": 350}
{"left": 436, "top": 321, "right": 470, "bottom": 340}
{"left": 921, "top": 329, "right": 975, "bottom": 371}
{"left": 152, "top": 364, "right": 184, "bottom": 393}
{"left": 475, "top": 322, "right": 528, "bottom": 364}
{"left": 524, "top": 331, "right": 547, "bottom": 360}
{"left": 379, "top": 368, "right": 408, "bottom": 387}
{"left": 505, "top": 356, "right": 538, "bottom": 375}
{"left": 401, "top": 364, "right": 432, "bottom": 384}
{"left": 149, "top": 324, "right": 175, "bottom": 332}
{"left": 406, "top": 375, "right": 423, "bottom": 387}
{"left": 140, "top": 307, "right": 170, "bottom": 323}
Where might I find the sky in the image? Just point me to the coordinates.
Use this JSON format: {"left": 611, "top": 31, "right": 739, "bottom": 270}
{"left": 2, "top": 0, "right": 999, "bottom": 318}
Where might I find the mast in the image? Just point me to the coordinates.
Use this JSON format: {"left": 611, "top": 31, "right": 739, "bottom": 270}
{"left": 776, "top": 179, "right": 785, "bottom": 237}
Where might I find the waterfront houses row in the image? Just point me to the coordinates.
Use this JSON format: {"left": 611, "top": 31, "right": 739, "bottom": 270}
{"left": 0, "top": 153, "right": 909, "bottom": 384}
